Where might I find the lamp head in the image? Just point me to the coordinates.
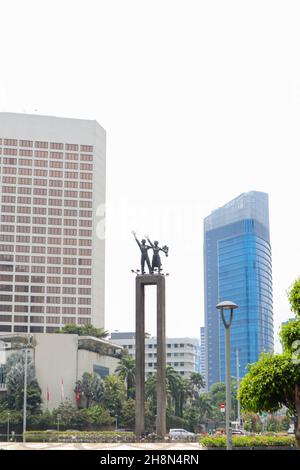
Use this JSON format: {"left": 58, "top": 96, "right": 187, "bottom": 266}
{"left": 216, "top": 300, "right": 238, "bottom": 311}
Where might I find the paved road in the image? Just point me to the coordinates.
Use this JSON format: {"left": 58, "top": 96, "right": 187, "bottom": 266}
{"left": 0, "top": 441, "right": 203, "bottom": 451}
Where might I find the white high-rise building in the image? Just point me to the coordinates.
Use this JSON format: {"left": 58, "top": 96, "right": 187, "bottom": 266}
{"left": 111, "top": 332, "right": 198, "bottom": 378}
{"left": 199, "top": 326, "right": 207, "bottom": 389}
{"left": 0, "top": 113, "right": 106, "bottom": 333}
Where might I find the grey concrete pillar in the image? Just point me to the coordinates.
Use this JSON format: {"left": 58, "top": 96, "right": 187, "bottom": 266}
{"left": 135, "top": 276, "right": 145, "bottom": 437}
{"left": 156, "top": 275, "right": 166, "bottom": 438}
{"left": 135, "top": 274, "right": 166, "bottom": 438}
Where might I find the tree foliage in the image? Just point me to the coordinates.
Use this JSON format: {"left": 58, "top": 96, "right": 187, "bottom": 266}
{"left": 115, "top": 356, "right": 136, "bottom": 399}
{"left": 57, "top": 323, "right": 109, "bottom": 339}
{"left": 288, "top": 278, "right": 300, "bottom": 317}
{"left": 102, "top": 375, "right": 126, "bottom": 417}
{"left": 75, "top": 372, "right": 104, "bottom": 408}
{"left": 239, "top": 353, "right": 299, "bottom": 414}
{"left": 239, "top": 277, "right": 300, "bottom": 448}
{"left": 5, "top": 352, "right": 42, "bottom": 412}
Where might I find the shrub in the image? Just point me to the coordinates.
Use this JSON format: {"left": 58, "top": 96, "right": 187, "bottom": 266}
{"left": 24, "top": 430, "right": 135, "bottom": 443}
{"left": 199, "top": 435, "right": 296, "bottom": 448}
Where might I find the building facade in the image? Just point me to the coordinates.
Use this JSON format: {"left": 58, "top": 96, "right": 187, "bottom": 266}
{"left": 199, "top": 326, "right": 206, "bottom": 388}
{"left": 204, "top": 191, "right": 274, "bottom": 389}
{"left": 0, "top": 333, "right": 122, "bottom": 410}
{"left": 110, "top": 332, "right": 198, "bottom": 378}
{"left": 0, "top": 113, "right": 106, "bottom": 333}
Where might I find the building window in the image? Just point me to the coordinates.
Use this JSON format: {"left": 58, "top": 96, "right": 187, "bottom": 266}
{"left": 65, "top": 144, "right": 78, "bottom": 151}
{"left": 50, "top": 142, "right": 63, "bottom": 150}
{"left": 19, "top": 140, "right": 33, "bottom": 147}
{"left": 35, "top": 141, "right": 48, "bottom": 149}
{"left": 80, "top": 145, "right": 93, "bottom": 152}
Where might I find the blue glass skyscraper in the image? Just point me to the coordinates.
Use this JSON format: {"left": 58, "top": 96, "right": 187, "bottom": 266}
{"left": 204, "top": 191, "right": 274, "bottom": 389}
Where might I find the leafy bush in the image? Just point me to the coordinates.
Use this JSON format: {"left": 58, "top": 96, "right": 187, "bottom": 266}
{"left": 24, "top": 430, "right": 135, "bottom": 443}
{"left": 200, "top": 435, "right": 296, "bottom": 448}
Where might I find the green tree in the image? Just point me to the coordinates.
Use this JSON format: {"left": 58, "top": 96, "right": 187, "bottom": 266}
{"left": 242, "top": 411, "right": 261, "bottom": 433}
{"left": 52, "top": 399, "right": 78, "bottom": 428}
{"left": 196, "top": 393, "right": 213, "bottom": 420}
{"left": 5, "top": 352, "right": 42, "bottom": 412}
{"left": 145, "top": 367, "right": 191, "bottom": 418}
{"left": 183, "top": 406, "right": 199, "bottom": 432}
{"left": 120, "top": 398, "right": 135, "bottom": 429}
{"left": 75, "top": 372, "right": 104, "bottom": 408}
{"left": 239, "top": 351, "right": 300, "bottom": 447}
{"left": 166, "top": 366, "right": 186, "bottom": 416}
{"left": 102, "top": 375, "right": 126, "bottom": 418}
{"left": 239, "top": 284, "right": 300, "bottom": 449}
{"left": 58, "top": 323, "right": 109, "bottom": 339}
{"left": 288, "top": 277, "right": 300, "bottom": 317}
{"left": 189, "top": 372, "right": 205, "bottom": 399}
{"left": 115, "top": 356, "right": 135, "bottom": 399}
{"left": 209, "top": 381, "right": 237, "bottom": 418}
{"left": 79, "top": 405, "right": 114, "bottom": 428}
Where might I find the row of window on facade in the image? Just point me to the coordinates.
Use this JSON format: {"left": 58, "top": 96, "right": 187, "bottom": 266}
{"left": 125, "top": 343, "right": 193, "bottom": 349}
{"left": 0, "top": 295, "right": 91, "bottom": 304}
{"left": 148, "top": 362, "right": 185, "bottom": 368}
{"left": 0, "top": 306, "right": 91, "bottom": 314}
{"left": 0, "top": 151, "right": 93, "bottom": 162}
{"left": 1, "top": 183, "right": 94, "bottom": 195}
{"left": 0, "top": 274, "right": 92, "bottom": 284}
{"left": 1, "top": 210, "right": 92, "bottom": 219}
{"left": 0, "top": 250, "right": 92, "bottom": 259}
{"left": 0, "top": 315, "right": 91, "bottom": 323}
{"left": 0, "top": 237, "right": 93, "bottom": 247}
{"left": 0, "top": 321, "right": 91, "bottom": 333}
{"left": 0, "top": 156, "right": 93, "bottom": 169}
{"left": 1, "top": 171, "right": 93, "bottom": 182}
{"left": 0, "top": 139, "right": 93, "bottom": 152}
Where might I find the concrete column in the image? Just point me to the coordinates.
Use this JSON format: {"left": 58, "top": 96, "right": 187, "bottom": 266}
{"left": 156, "top": 275, "right": 166, "bottom": 437}
{"left": 135, "top": 276, "right": 145, "bottom": 437}
{"left": 135, "top": 274, "right": 166, "bottom": 438}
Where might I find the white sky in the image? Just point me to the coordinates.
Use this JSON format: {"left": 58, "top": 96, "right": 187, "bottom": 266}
{"left": 1, "top": 0, "right": 300, "bottom": 351}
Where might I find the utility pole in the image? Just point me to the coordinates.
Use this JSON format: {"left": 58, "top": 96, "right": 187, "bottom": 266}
{"left": 23, "top": 346, "right": 28, "bottom": 443}
{"left": 236, "top": 348, "right": 241, "bottom": 426}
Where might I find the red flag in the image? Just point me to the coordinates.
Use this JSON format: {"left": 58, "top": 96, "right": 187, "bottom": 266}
{"left": 76, "top": 384, "right": 80, "bottom": 403}
{"left": 47, "top": 385, "right": 50, "bottom": 402}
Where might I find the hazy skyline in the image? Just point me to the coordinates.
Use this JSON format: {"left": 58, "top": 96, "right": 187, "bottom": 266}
{"left": 1, "top": 1, "right": 300, "bottom": 350}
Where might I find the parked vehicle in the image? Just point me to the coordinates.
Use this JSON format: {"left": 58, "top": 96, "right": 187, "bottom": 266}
{"left": 232, "top": 429, "right": 247, "bottom": 435}
{"left": 287, "top": 424, "right": 295, "bottom": 435}
{"left": 169, "top": 428, "right": 196, "bottom": 439}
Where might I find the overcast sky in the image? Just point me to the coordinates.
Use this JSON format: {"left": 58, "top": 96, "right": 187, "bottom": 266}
{"left": 1, "top": 0, "right": 300, "bottom": 350}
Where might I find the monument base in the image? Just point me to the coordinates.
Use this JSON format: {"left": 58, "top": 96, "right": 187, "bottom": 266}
{"left": 135, "top": 274, "right": 166, "bottom": 438}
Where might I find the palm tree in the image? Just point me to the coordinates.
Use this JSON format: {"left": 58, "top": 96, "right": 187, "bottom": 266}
{"left": 165, "top": 365, "right": 182, "bottom": 415}
{"left": 197, "top": 393, "right": 213, "bottom": 418}
{"left": 177, "top": 378, "right": 193, "bottom": 417}
{"left": 189, "top": 372, "right": 205, "bottom": 400}
{"left": 115, "top": 355, "right": 136, "bottom": 399}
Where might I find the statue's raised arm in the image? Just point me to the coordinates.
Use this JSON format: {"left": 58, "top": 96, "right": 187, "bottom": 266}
{"left": 145, "top": 235, "right": 154, "bottom": 248}
{"left": 132, "top": 231, "right": 152, "bottom": 274}
{"left": 132, "top": 230, "right": 141, "bottom": 250}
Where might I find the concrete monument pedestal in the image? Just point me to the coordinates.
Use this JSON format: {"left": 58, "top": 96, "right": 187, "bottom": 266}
{"left": 135, "top": 274, "right": 166, "bottom": 438}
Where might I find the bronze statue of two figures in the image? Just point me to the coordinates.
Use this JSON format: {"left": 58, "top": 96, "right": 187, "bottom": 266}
{"left": 132, "top": 231, "right": 169, "bottom": 274}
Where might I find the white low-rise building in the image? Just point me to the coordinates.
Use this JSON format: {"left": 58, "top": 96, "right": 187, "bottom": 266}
{"left": 0, "top": 332, "right": 122, "bottom": 410}
{"left": 111, "top": 332, "right": 198, "bottom": 378}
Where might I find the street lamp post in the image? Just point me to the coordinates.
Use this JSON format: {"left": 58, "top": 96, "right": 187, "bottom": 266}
{"left": 22, "top": 336, "right": 32, "bottom": 444}
{"left": 216, "top": 300, "right": 238, "bottom": 451}
{"left": 23, "top": 346, "right": 28, "bottom": 443}
{"left": 57, "top": 413, "right": 61, "bottom": 432}
{"left": 115, "top": 415, "right": 118, "bottom": 431}
{"left": 236, "top": 347, "right": 241, "bottom": 426}
{"left": 7, "top": 412, "right": 10, "bottom": 442}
